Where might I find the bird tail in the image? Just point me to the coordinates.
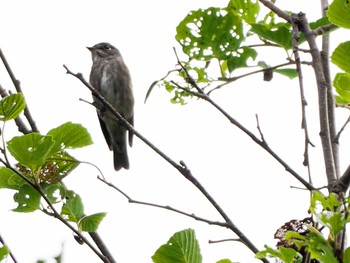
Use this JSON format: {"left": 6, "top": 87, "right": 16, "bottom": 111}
{"left": 113, "top": 147, "right": 129, "bottom": 171}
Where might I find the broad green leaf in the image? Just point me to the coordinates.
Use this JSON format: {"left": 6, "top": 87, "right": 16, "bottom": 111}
{"left": 226, "top": 46, "right": 258, "bottom": 72}
{"left": 47, "top": 122, "right": 93, "bottom": 152}
{"left": 334, "top": 73, "right": 350, "bottom": 103}
{"left": 7, "top": 133, "right": 55, "bottom": 170}
{"left": 250, "top": 24, "right": 292, "bottom": 50}
{"left": 344, "top": 247, "right": 350, "bottom": 263}
{"left": 0, "top": 245, "right": 9, "bottom": 260}
{"left": 328, "top": 0, "right": 350, "bottom": 29}
{"left": 0, "top": 93, "right": 26, "bottom": 121}
{"left": 152, "top": 229, "right": 202, "bottom": 263}
{"left": 176, "top": 7, "right": 244, "bottom": 61}
{"left": 79, "top": 212, "right": 107, "bottom": 232}
{"left": 274, "top": 68, "right": 298, "bottom": 79}
{"left": 319, "top": 211, "right": 345, "bottom": 236}
{"left": 13, "top": 184, "right": 41, "bottom": 212}
{"left": 331, "top": 41, "right": 350, "bottom": 73}
{"left": 61, "top": 194, "right": 84, "bottom": 223}
{"left": 309, "top": 17, "right": 331, "bottom": 30}
{"left": 227, "top": 0, "right": 260, "bottom": 24}
{"left": 216, "top": 259, "right": 235, "bottom": 263}
{"left": 256, "top": 245, "right": 302, "bottom": 263}
{"left": 42, "top": 183, "right": 66, "bottom": 204}
{"left": 0, "top": 167, "right": 26, "bottom": 190}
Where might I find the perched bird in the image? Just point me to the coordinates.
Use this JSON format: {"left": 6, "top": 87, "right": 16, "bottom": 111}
{"left": 87, "top": 42, "right": 134, "bottom": 171}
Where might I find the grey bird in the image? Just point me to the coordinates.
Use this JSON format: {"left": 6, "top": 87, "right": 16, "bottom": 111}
{"left": 87, "top": 42, "right": 134, "bottom": 171}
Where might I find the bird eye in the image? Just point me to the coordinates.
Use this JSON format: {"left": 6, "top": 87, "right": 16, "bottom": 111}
{"left": 103, "top": 44, "right": 111, "bottom": 50}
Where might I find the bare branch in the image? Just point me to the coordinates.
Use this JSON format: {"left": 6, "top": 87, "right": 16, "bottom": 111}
{"left": 291, "top": 14, "right": 314, "bottom": 185}
{"left": 258, "top": 0, "right": 291, "bottom": 22}
{"left": 210, "top": 62, "right": 295, "bottom": 94}
{"left": 0, "top": 233, "right": 18, "bottom": 263}
{"left": 97, "top": 176, "right": 229, "bottom": 228}
{"left": 64, "top": 65, "right": 267, "bottom": 261}
{"left": 296, "top": 13, "right": 338, "bottom": 190}
{"left": 0, "top": 49, "right": 39, "bottom": 133}
{"left": 173, "top": 49, "right": 316, "bottom": 192}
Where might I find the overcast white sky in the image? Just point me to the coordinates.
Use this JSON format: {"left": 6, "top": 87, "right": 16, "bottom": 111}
{"left": 0, "top": 0, "right": 349, "bottom": 262}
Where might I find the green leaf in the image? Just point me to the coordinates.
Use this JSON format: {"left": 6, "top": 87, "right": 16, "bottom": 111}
{"left": 250, "top": 24, "right": 292, "bottom": 50}
{"left": 256, "top": 245, "right": 302, "bottom": 263}
{"left": 309, "top": 17, "right": 331, "bottom": 30}
{"left": 13, "top": 184, "right": 41, "bottom": 212}
{"left": 334, "top": 73, "right": 350, "bottom": 103}
{"left": 331, "top": 41, "right": 350, "bottom": 73}
{"left": 145, "top": 80, "right": 161, "bottom": 103}
{"left": 327, "top": 0, "right": 350, "bottom": 29}
{"left": 42, "top": 183, "right": 66, "bottom": 204}
{"left": 344, "top": 247, "right": 350, "bottom": 263}
{"left": 227, "top": 0, "right": 260, "bottom": 24}
{"left": 0, "top": 244, "right": 10, "bottom": 261}
{"left": 226, "top": 46, "right": 258, "bottom": 72}
{"left": 0, "top": 93, "right": 26, "bottom": 121}
{"left": 274, "top": 68, "right": 298, "bottom": 79}
{"left": 152, "top": 229, "right": 202, "bottom": 263}
{"left": 61, "top": 194, "right": 84, "bottom": 223}
{"left": 216, "top": 259, "right": 235, "bottom": 263}
{"left": 0, "top": 167, "right": 26, "bottom": 190}
{"left": 176, "top": 7, "right": 244, "bottom": 61}
{"left": 79, "top": 212, "right": 107, "bottom": 232}
{"left": 47, "top": 122, "right": 93, "bottom": 152}
{"left": 7, "top": 133, "right": 55, "bottom": 170}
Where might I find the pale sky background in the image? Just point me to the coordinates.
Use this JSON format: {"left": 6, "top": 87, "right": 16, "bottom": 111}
{"left": 0, "top": 0, "right": 349, "bottom": 263}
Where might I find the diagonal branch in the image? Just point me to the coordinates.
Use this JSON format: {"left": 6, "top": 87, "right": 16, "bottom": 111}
{"left": 0, "top": 49, "right": 39, "bottom": 133}
{"left": 63, "top": 65, "right": 268, "bottom": 262}
{"left": 97, "top": 176, "right": 229, "bottom": 228}
{"left": 173, "top": 49, "right": 316, "bottom": 191}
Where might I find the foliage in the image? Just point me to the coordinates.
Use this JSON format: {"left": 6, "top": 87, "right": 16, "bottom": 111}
{"left": 152, "top": 229, "right": 202, "bottom": 263}
{"left": 0, "top": 93, "right": 105, "bottom": 260}
{"left": 1, "top": 0, "right": 350, "bottom": 262}
{"left": 257, "top": 191, "right": 350, "bottom": 262}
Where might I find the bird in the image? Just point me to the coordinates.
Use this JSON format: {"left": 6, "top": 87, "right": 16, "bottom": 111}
{"left": 87, "top": 42, "right": 134, "bottom": 171}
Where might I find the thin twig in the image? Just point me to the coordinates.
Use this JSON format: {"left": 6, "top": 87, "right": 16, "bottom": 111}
{"left": 258, "top": 0, "right": 291, "bottom": 22}
{"left": 210, "top": 62, "right": 295, "bottom": 94}
{"left": 291, "top": 13, "right": 314, "bottom": 185}
{"left": 97, "top": 176, "right": 229, "bottom": 228}
{"left": 209, "top": 238, "right": 241, "bottom": 244}
{"left": 334, "top": 115, "right": 350, "bottom": 143}
{"left": 0, "top": 159, "right": 110, "bottom": 263}
{"left": 64, "top": 65, "right": 267, "bottom": 262}
{"left": 0, "top": 233, "right": 18, "bottom": 263}
{"left": 0, "top": 49, "right": 39, "bottom": 133}
{"left": 173, "top": 48, "right": 316, "bottom": 192}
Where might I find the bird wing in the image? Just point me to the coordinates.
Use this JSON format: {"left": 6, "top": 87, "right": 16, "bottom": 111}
{"left": 97, "top": 112, "right": 113, "bottom": 150}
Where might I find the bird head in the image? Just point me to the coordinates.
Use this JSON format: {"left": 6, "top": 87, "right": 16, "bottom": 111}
{"left": 87, "top": 42, "right": 121, "bottom": 62}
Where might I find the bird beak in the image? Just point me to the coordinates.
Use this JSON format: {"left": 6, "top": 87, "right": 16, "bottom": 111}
{"left": 87, "top": 46, "right": 94, "bottom": 52}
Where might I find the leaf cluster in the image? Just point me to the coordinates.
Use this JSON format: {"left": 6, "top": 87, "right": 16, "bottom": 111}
{"left": 0, "top": 93, "right": 106, "bottom": 261}
{"left": 257, "top": 191, "right": 350, "bottom": 263}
